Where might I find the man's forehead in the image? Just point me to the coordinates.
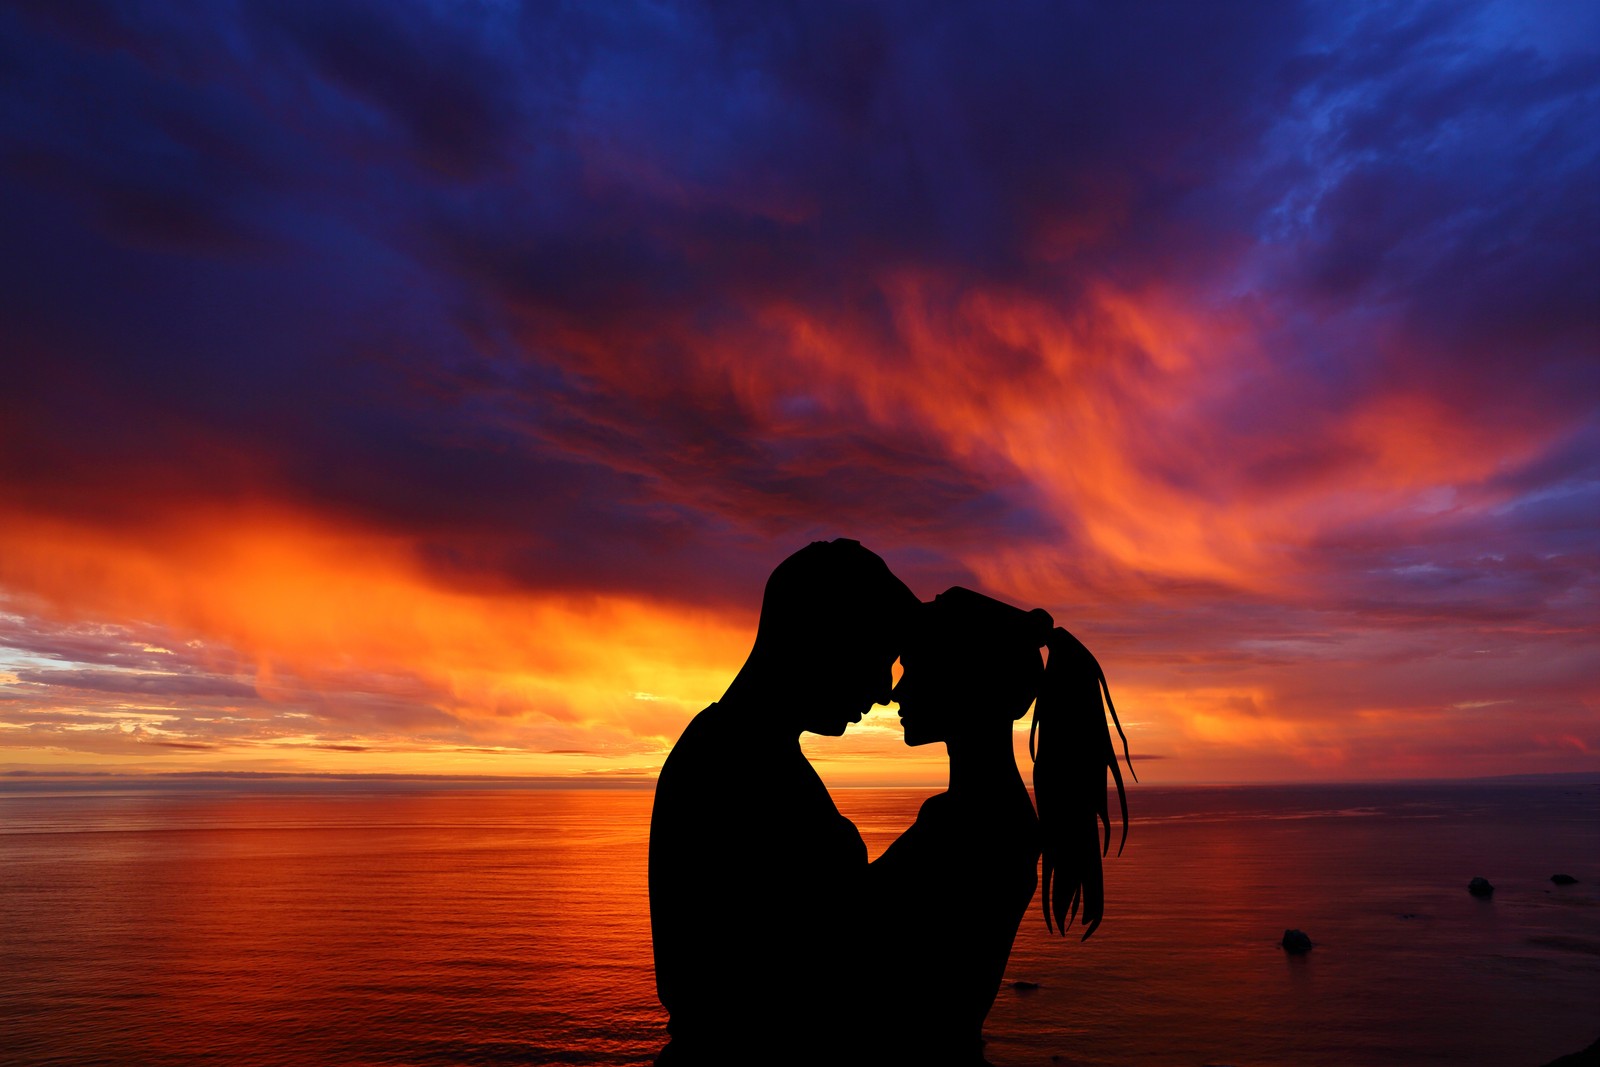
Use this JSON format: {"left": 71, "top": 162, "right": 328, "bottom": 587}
{"left": 819, "top": 620, "right": 901, "bottom": 657}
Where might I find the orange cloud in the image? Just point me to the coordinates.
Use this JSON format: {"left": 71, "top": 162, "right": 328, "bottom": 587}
{"left": 0, "top": 506, "right": 757, "bottom": 776}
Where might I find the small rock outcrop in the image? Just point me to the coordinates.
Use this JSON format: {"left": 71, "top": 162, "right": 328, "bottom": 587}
{"left": 1011, "top": 980, "right": 1041, "bottom": 992}
{"left": 1468, "top": 877, "right": 1494, "bottom": 898}
{"left": 1539, "top": 1033, "right": 1600, "bottom": 1067}
{"left": 1281, "top": 929, "right": 1313, "bottom": 953}
{"left": 1551, "top": 874, "right": 1579, "bottom": 885}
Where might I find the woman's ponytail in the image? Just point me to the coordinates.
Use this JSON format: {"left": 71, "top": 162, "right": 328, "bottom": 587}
{"left": 1031, "top": 626, "right": 1134, "bottom": 939}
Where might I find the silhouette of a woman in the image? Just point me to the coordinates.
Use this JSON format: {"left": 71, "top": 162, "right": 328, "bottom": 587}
{"left": 868, "top": 587, "right": 1132, "bottom": 1065}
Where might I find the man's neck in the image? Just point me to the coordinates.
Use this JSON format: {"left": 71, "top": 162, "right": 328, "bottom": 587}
{"left": 716, "top": 669, "right": 803, "bottom": 747}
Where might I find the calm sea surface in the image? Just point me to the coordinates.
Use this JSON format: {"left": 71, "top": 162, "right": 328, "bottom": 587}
{"left": 2, "top": 781, "right": 1596, "bottom": 1066}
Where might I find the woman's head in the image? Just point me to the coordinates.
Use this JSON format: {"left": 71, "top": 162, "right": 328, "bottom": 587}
{"left": 893, "top": 587, "right": 1052, "bottom": 746}
{"left": 894, "top": 585, "right": 1135, "bottom": 940}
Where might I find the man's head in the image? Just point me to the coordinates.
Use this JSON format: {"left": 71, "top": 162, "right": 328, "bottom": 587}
{"left": 748, "top": 539, "right": 918, "bottom": 736}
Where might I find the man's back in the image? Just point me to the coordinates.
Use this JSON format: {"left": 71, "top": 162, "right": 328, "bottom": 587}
{"left": 649, "top": 703, "right": 868, "bottom": 1064}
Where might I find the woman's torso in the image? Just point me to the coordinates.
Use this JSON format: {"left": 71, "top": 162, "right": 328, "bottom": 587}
{"left": 870, "top": 780, "right": 1040, "bottom": 1064}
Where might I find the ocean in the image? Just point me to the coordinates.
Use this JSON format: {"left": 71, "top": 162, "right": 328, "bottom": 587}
{"left": 1, "top": 780, "right": 1595, "bottom": 1066}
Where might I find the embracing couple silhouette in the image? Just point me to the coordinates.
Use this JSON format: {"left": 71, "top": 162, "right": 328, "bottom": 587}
{"left": 649, "top": 539, "right": 1133, "bottom": 1066}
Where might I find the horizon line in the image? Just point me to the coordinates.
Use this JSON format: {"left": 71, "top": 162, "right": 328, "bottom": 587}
{"left": 2, "top": 768, "right": 1595, "bottom": 791}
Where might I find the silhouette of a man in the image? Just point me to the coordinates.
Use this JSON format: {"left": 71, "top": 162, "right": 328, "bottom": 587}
{"left": 649, "top": 539, "right": 917, "bottom": 1066}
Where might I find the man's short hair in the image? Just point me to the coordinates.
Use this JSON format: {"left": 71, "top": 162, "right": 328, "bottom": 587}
{"left": 755, "top": 538, "right": 918, "bottom": 654}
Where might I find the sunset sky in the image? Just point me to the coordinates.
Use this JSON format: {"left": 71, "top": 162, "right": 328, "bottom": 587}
{"left": 1, "top": 1, "right": 1595, "bottom": 786}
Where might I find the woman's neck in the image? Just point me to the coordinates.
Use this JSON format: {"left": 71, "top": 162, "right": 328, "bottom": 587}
{"left": 944, "top": 722, "right": 1024, "bottom": 800}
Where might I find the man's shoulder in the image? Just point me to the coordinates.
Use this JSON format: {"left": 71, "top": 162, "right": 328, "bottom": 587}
{"left": 658, "top": 705, "right": 728, "bottom": 775}
{"left": 654, "top": 704, "right": 738, "bottom": 812}
{"left": 654, "top": 707, "right": 844, "bottom": 825}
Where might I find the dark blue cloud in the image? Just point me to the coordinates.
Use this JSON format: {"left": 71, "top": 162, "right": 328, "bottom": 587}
{"left": 0, "top": 0, "right": 1594, "bottom": 618}
{"left": 1264, "top": 10, "right": 1596, "bottom": 393}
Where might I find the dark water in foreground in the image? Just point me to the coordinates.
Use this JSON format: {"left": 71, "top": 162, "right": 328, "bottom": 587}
{"left": 1, "top": 781, "right": 1596, "bottom": 1066}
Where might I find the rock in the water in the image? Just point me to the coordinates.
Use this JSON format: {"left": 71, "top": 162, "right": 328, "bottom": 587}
{"left": 1011, "top": 980, "right": 1041, "bottom": 992}
{"left": 1281, "top": 929, "right": 1313, "bottom": 953}
{"left": 1468, "top": 877, "right": 1494, "bottom": 898}
{"left": 1551, "top": 874, "right": 1579, "bottom": 885}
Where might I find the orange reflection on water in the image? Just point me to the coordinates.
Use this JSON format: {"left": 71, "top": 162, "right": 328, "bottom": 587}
{"left": 1, "top": 789, "right": 665, "bottom": 1065}
{"left": 5, "top": 784, "right": 1598, "bottom": 1066}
